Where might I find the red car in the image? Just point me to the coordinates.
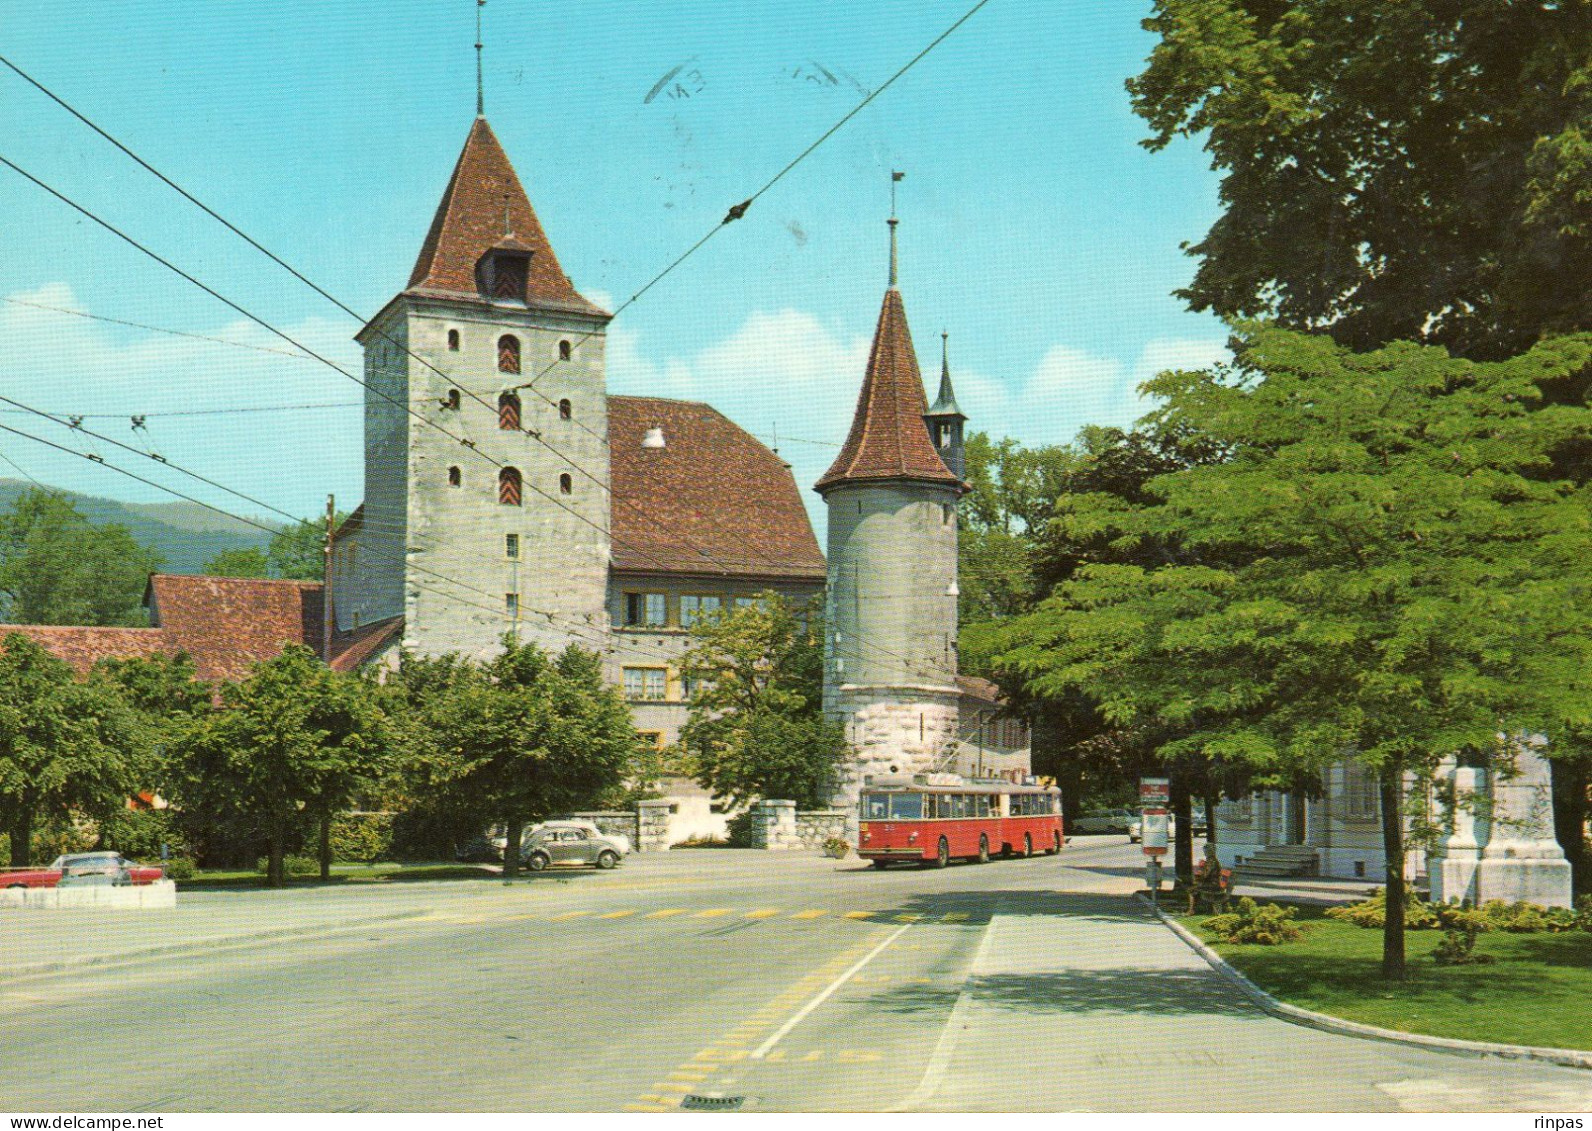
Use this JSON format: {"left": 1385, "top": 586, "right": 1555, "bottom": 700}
{"left": 1, "top": 851, "right": 164, "bottom": 888}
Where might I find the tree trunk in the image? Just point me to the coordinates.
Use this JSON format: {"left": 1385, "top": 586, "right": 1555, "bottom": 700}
{"left": 1378, "top": 770, "right": 1407, "bottom": 980}
{"left": 1172, "top": 776, "right": 1194, "bottom": 886}
{"left": 502, "top": 819, "right": 524, "bottom": 880}
{"left": 1203, "top": 793, "right": 1219, "bottom": 847}
{"left": 1550, "top": 756, "right": 1589, "bottom": 897}
{"left": 8, "top": 809, "right": 32, "bottom": 867}
{"left": 319, "top": 812, "right": 333, "bottom": 882}
{"left": 267, "top": 836, "right": 286, "bottom": 888}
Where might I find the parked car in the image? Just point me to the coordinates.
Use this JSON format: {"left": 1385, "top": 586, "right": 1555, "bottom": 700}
{"left": 531, "top": 820, "right": 632, "bottom": 857}
{"left": 520, "top": 825, "right": 625, "bottom": 871}
{"left": 1071, "top": 808, "right": 1135, "bottom": 835}
{"left": 1128, "top": 816, "right": 1178, "bottom": 845}
{"left": 0, "top": 852, "right": 163, "bottom": 889}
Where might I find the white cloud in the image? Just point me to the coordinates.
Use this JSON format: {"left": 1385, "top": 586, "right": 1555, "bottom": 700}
{"left": 0, "top": 283, "right": 363, "bottom": 520}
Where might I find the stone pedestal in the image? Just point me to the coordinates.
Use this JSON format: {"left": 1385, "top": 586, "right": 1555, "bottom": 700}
{"left": 1428, "top": 764, "right": 1487, "bottom": 905}
{"left": 636, "top": 800, "right": 674, "bottom": 853}
{"left": 1475, "top": 742, "right": 1573, "bottom": 909}
{"left": 749, "top": 799, "right": 801, "bottom": 850}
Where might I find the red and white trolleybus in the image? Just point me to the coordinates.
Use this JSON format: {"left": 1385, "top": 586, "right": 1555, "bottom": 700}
{"left": 857, "top": 774, "right": 1063, "bottom": 868}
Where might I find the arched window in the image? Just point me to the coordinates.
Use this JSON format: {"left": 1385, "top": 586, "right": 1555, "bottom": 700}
{"left": 559, "top": 340, "right": 572, "bottom": 361}
{"left": 499, "top": 467, "right": 522, "bottom": 506}
{"left": 498, "top": 392, "right": 521, "bottom": 431}
{"left": 497, "top": 334, "right": 521, "bottom": 374}
{"left": 558, "top": 398, "right": 572, "bottom": 421}
{"left": 447, "top": 329, "right": 460, "bottom": 352}
{"left": 447, "top": 466, "right": 461, "bottom": 488}
{"left": 443, "top": 388, "right": 461, "bottom": 410}
{"left": 559, "top": 472, "right": 573, "bottom": 495}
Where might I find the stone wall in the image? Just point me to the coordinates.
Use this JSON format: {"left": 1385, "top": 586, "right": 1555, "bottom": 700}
{"left": 794, "top": 810, "right": 848, "bottom": 851}
{"left": 637, "top": 799, "right": 673, "bottom": 853}
{"left": 749, "top": 799, "right": 801, "bottom": 850}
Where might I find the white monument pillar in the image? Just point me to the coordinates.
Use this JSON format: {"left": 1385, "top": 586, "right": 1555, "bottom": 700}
{"left": 1474, "top": 739, "right": 1573, "bottom": 909}
{"left": 1427, "top": 758, "right": 1487, "bottom": 905}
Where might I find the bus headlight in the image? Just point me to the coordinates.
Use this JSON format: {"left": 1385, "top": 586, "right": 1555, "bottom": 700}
{"left": 908, "top": 832, "right": 918, "bottom": 842}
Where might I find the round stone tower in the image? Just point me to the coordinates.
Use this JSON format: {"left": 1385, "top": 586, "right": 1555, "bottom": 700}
{"left": 815, "top": 215, "right": 965, "bottom": 815}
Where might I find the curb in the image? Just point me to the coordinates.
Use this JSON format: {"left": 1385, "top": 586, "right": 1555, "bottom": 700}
{"left": 0, "top": 909, "right": 429, "bottom": 984}
{"left": 1138, "top": 894, "right": 1592, "bottom": 1073}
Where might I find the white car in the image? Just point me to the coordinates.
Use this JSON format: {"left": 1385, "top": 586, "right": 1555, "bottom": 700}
{"left": 528, "top": 820, "right": 632, "bottom": 857}
{"left": 1128, "top": 816, "right": 1177, "bottom": 844}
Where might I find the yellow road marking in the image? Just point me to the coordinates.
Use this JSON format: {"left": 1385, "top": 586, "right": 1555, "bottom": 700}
{"left": 655, "top": 1082, "right": 694, "bottom": 1093}
{"left": 744, "top": 908, "right": 781, "bottom": 919}
{"left": 549, "top": 910, "right": 588, "bottom": 921}
{"left": 941, "top": 912, "right": 969, "bottom": 921}
{"left": 645, "top": 908, "right": 687, "bottom": 918}
{"left": 623, "top": 1104, "right": 667, "bottom": 1112}
{"left": 694, "top": 908, "right": 732, "bottom": 918}
{"left": 894, "top": 913, "right": 923, "bottom": 922}
{"left": 597, "top": 909, "right": 635, "bottom": 919}
{"left": 790, "top": 909, "right": 827, "bottom": 919}
{"left": 843, "top": 910, "right": 874, "bottom": 920}
{"left": 668, "top": 1071, "right": 711, "bottom": 1082}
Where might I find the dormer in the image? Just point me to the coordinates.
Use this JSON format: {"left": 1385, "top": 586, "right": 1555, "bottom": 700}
{"left": 477, "top": 235, "right": 533, "bottom": 304}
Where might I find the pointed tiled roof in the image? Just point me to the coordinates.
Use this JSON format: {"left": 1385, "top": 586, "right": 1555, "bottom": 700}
{"left": 815, "top": 289, "right": 961, "bottom": 493}
{"left": 927, "top": 334, "right": 965, "bottom": 419}
{"left": 406, "top": 117, "right": 604, "bottom": 316}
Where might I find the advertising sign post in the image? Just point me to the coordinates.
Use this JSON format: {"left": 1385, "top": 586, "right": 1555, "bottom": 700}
{"left": 1138, "top": 776, "right": 1171, "bottom": 906}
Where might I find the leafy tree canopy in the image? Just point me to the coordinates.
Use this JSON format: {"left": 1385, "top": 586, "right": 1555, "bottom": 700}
{"left": 0, "top": 633, "right": 138, "bottom": 865}
{"left": 164, "top": 644, "right": 389, "bottom": 885}
{"left": 395, "top": 637, "right": 642, "bottom": 875}
{"left": 1130, "top": 0, "right": 1592, "bottom": 359}
{"left": 0, "top": 488, "right": 161, "bottom": 626}
{"left": 677, "top": 593, "right": 847, "bottom": 810}
{"left": 202, "top": 513, "right": 342, "bottom": 580}
{"left": 981, "top": 326, "right": 1592, "bottom": 974}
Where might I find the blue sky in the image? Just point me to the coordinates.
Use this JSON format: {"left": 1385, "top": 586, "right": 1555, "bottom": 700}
{"left": 0, "top": 1, "right": 1225, "bottom": 538}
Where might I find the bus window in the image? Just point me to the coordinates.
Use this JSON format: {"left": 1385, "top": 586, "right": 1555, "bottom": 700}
{"left": 1011, "top": 795, "right": 1023, "bottom": 816}
{"left": 977, "top": 795, "right": 991, "bottom": 818}
{"left": 889, "top": 793, "right": 924, "bottom": 819}
{"left": 924, "top": 795, "right": 938, "bottom": 819}
{"left": 862, "top": 794, "right": 889, "bottom": 820}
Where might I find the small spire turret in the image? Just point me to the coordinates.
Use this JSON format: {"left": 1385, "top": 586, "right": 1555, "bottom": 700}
{"left": 924, "top": 330, "right": 967, "bottom": 479}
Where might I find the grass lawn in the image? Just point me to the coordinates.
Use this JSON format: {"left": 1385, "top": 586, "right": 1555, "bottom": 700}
{"left": 179, "top": 862, "right": 492, "bottom": 889}
{"left": 1181, "top": 902, "right": 1592, "bottom": 1052}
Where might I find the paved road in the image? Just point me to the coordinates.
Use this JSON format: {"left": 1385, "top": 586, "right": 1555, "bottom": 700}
{"left": 1, "top": 838, "right": 1587, "bottom": 1112}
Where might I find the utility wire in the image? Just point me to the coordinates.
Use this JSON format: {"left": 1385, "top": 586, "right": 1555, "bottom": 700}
{"left": 0, "top": 151, "right": 679, "bottom": 576}
{"left": 0, "top": 295, "right": 317, "bottom": 360}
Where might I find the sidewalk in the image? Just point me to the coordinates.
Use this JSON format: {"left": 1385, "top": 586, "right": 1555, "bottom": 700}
{"left": 0, "top": 881, "right": 497, "bottom": 980}
{"left": 901, "top": 892, "right": 1592, "bottom": 1113}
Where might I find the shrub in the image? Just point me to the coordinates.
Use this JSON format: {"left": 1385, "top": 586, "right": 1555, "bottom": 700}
{"left": 725, "top": 810, "right": 755, "bottom": 848}
{"left": 1204, "top": 897, "right": 1305, "bottom": 945}
{"left": 256, "top": 854, "right": 318, "bottom": 877}
{"left": 1325, "top": 887, "right": 1439, "bottom": 930}
{"left": 1432, "top": 927, "right": 1494, "bottom": 965}
{"left": 99, "top": 808, "right": 191, "bottom": 862}
{"left": 1476, "top": 899, "right": 1556, "bottom": 933}
{"left": 30, "top": 816, "right": 97, "bottom": 861}
{"left": 328, "top": 812, "right": 394, "bottom": 864}
{"left": 821, "top": 836, "right": 850, "bottom": 859}
{"left": 161, "top": 857, "right": 197, "bottom": 882}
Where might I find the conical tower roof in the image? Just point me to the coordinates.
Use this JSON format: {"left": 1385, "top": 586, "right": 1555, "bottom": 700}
{"left": 815, "top": 288, "right": 960, "bottom": 493}
{"left": 927, "top": 333, "right": 965, "bottom": 419}
{"left": 406, "top": 117, "right": 604, "bottom": 316}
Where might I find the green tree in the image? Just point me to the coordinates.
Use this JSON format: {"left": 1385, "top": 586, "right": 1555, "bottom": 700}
{"left": 0, "top": 489, "right": 161, "bottom": 626}
{"left": 0, "top": 633, "right": 138, "bottom": 865}
{"left": 982, "top": 327, "right": 1592, "bottom": 978}
{"left": 958, "top": 432, "right": 1074, "bottom": 625}
{"left": 267, "top": 516, "right": 335, "bottom": 581}
{"left": 397, "top": 637, "right": 640, "bottom": 879}
{"left": 1129, "top": 0, "right": 1592, "bottom": 360}
{"left": 677, "top": 593, "right": 848, "bottom": 810}
{"left": 165, "top": 644, "right": 388, "bottom": 886}
{"left": 202, "top": 547, "right": 270, "bottom": 578}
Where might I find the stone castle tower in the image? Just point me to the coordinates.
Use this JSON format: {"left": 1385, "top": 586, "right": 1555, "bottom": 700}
{"left": 336, "top": 115, "right": 613, "bottom": 661}
{"left": 816, "top": 216, "right": 966, "bottom": 810}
